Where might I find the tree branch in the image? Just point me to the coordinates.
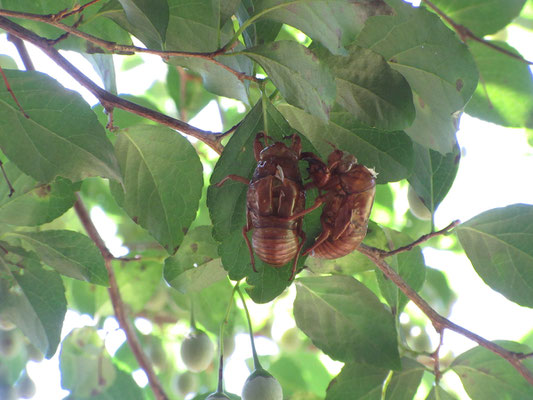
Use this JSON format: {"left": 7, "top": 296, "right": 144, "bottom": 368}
{"left": 381, "top": 220, "right": 460, "bottom": 257}
{"left": 0, "top": 8, "right": 262, "bottom": 83}
{"left": 7, "top": 34, "right": 35, "bottom": 70}
{"left": 0, "top": 16, "right": 230, "bottom": 154}
{"left": 73, "top": 193, "right": 169, "bottom": 400}
{"left": 357, "top": 243, "right": 533, "bottom": 386}
{"left": 422, "top": 0, "right": 533, "bottom": 65}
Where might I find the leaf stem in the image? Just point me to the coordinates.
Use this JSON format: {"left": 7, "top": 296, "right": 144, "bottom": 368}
{"left": 236, "top": 286, "right": 262, "bottom": 370}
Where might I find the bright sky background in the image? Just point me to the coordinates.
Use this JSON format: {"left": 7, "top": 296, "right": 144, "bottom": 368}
{"left": 1, "top": 6, "right": 533, "bottom": 398}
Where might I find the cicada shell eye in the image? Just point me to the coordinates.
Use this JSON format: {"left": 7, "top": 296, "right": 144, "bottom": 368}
{"left": 327, "top": 150, "right": 344, "bottom": 167}
{"left": 338, "top": 154, "right": 357, "bottom": 173}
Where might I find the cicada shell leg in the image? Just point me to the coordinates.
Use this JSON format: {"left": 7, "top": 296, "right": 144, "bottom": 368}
{"left": 302, "top": 224, "right": 331, "bottom": 257}
{"left": 289, "top": 226, "right": 306, "bottom": 281}
{"left": 242, "top": 211, "right": 258, "bottom": 273}
{"left": 215, "top": 174, "right": 250, "bottom": 187}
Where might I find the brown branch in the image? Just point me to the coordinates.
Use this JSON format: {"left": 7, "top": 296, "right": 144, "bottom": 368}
{"left": 73, "top": 193, "right": 168, "bottom": 400}
{"left": 0, "top": 160, "right": 15, "bottom": 197}
{"left": 358, "top": 243, "right": 533, "bottom": 386}
{"left": 7, "top": 34, "right": 35, "bottom": 70}
{"left": 0, "top": 9, "right": 262, "bottom": 83}
{"left": 421, "top": 0, "right": 533, "bottom": 65}
{"left": 0, "top": 16, "right": 228, "bottom": 154}
{"left": 382, "top": 220, "right": 460, "bottom": 257}
{"left": 54, "top": 0, "right": 102, "bottom": 21}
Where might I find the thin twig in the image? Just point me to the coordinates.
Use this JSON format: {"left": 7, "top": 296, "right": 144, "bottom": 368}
{"left": 54, "top": 0, "right": 102, "bottom": 21}
{"left": 73, "top": 193, "right": 168, "bottom": 400}
{"left": 7, "top": 34, "right": 35, "bottom": 70}
{"left": 0, "top": 9, "right": 261, "bottom": 83}
{"left": 0, "top": 16, "right": 228, "bottom": 154}
{"left": 382, "top": 220, "right": 460, "bottom": 257}
{"left": 421, "top": 0, "right": 533, "bottom": 65}
{"left": 0, "top": 64, "right": 30, "bottom": 118}
{"left": 357, "top": 243, "right": 533, "bottom": 386}
{"left": 0, "top": 161, "right": 15, "bottom": 197}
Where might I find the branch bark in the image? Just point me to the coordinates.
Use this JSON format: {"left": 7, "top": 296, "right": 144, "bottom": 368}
{"left": 0, "top": 8, "right": 262, "bottom": 83}
{"left": 358, "top": 240, "right": 533, "bottom": 386}
{"left": 73, "top": 193, "right": 169, "bottom": 400}
{"left": 0, "top": 16, "right": 228, "bottom": 154}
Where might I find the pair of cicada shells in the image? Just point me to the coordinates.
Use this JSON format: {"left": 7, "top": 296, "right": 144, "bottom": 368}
{"left": 216, "top": 132, "right": 376, "bottom": 280}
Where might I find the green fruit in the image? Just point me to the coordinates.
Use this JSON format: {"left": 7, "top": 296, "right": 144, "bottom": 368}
{"left": 242, "top": 369, "right": 283, "bottom": 400}
{"left": 407, "top": 185, "right": 432, "bottom": 220}
{"left": 206, "top": 392, "right": 231, "bottom": 400}
{"left": 16, "top": 371, "right": 36, "bottom": 399}
{"left": 148, "top": 340, "right": 167, "bottom": 370}
{"left": 174, "top": 371, "right": 198, "bottom": 396}
{"left": 0, "top": 329, "right": 22, "bottom": 358}
{"left": 180, "top": 329, "right": 214, "bottom": 372}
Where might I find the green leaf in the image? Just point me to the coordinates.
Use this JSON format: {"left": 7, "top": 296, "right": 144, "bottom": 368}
{"left": 166, "top": 0, "right": 224, "bottom": 52}
{"left": 408, "top": 142, "right": 460, "bottom": 216}
{"left": 451, "top": 341, "right": 533, "bottom": 400}
{"left": 110, "top": 125, "right": 203, "bottom": 254}
{"left": 294, "top": 275, "right": 400, "bottom": 369}
{"left": 425, "top": 386, "right": 458, "bottom": 400}
{"left": 60, "top": 327, "right": 117, "bottom": 397}
{"left": 236, "top": 0, "right": 283, "bottom": 48}
{"left": 253, "top": 0, "right": 393, "bottom": 55}
{"left": 114, "top": 260, "right": 162, "bottom": 313}
{"left": 385, "top": 358, "right": 425, "bottom": 400}
{"left": 242, "top": 41, "right": 336, "bottom": 122}
{"left": 312, "top": 43, "right": 415, "bottom": 131}
{"left": 356, "top": 5, "right": 478, "bottom": 153}
{"left": 420, "top": 267, "right": 456, "bottom": 317}
{"left": 0, "top": 161, "right": 78, "bottom": 226}
{"left": 278, "top": 104, "right": 413, "bottom": 183}
{"left": 0, "top": 55, "right": 18, "bottom": 69}
{"left": 169, "top": 49, "right": 252, "bottom": 103}
{"left": 0, "top": 70, "right": 121, "bottom": 183}
{"left": 427, "top": 0, "right": 527, "bottom": 36}
{"left": 456, "top": 204, "right": 533, "bottom": 307}
{"left": 465, "top": 41, "right": 533, "bottom": 129}
{"left": 376, "top": 229, "right": 426, "bottom": 312}
{"left": 10, "top": 230, "right": 109, "bottom": 286}
{"left": 191, "top": 278, "right": 235, "bottom": 334}
{"left": 0, "top": 252, "right": 66, "bottom": 358}
{"left": 325, "top": 361, "right": 388, "bottom": 400}
{"left": 117, "top": 0, "right": 169, "bottom": 47}
{"left": 164, "top": 226, "right": 226, "bottom": 293}
{"left": 207, "top": 100, "right": 320, "bottom": 303}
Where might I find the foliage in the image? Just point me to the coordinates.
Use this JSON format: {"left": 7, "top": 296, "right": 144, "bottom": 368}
{"left": 0, "top": 0, "right": 532, "bottom": 399}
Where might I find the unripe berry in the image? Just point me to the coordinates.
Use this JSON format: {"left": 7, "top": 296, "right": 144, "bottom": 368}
{"left": 180, "top": 329, "right": 214, "bottom": 372}
{"left": 242, "top": 369, "right": 282, "bottom": 400}
{"left": 174, "top": 371, "right": 198, "bottom": 396}
{"left": 407, "top": 185, "right": 432, "bottom": 220}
